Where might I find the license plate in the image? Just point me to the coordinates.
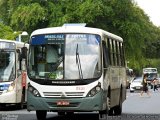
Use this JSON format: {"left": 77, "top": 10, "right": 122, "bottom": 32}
{"left": 57, "top": 101, "right": 70, "bottom": 106}
{"left": 136, "top": 87, "right": 140, "bottom": 89}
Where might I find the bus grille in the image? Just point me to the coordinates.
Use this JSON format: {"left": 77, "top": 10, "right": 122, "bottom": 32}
{"left": 43, "top": 92, "right": 85, "bottom": 98}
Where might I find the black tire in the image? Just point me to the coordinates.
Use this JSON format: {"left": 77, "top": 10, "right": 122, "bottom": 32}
{"left": 114, "top": 99, "right": 122, "bottom": 115}
{"left": 99, "top": 110, "right": 107, "bottom": 119}
{"left": 107, "top": 90, "right": 113, "bottom": 116}
{"left": 36, "top": 110, "right": 47, "bottom": 120}
{"left": 108, "top": 108, "right": 114, "bottom": 116}
{"left": 114, "top": 90, "right": 122, "bottom": 115}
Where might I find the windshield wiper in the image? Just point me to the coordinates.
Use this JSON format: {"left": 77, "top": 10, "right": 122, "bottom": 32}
{"left": 76, "top": 44, "right": 83, "bottom": 80}
{"left": 51, "top": 56, "right": 63, "bottom": 71}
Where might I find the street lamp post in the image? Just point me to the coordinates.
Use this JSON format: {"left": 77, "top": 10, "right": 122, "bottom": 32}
{"left": 18, "top": 31, "right": 28, "bottom": 42}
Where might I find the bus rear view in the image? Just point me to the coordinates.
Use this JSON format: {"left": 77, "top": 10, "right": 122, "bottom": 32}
{"left": 143, "top": 68, "right": 158, "bottom": 84}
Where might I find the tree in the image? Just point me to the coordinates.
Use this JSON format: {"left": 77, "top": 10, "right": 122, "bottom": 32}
{"left": 0, "top": 22, "right": 17, "bottom": 40}
{"left": 10, "top": 3, "right": 47, "bottom": 34}
{"left": 1, "top": 0, "right": 160, "bottom": 73}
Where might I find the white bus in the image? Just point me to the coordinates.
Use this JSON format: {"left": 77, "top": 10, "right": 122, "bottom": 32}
{"left": 142, "top": 67, "right": 158, "bottom": 83}
{"left": 0, "top": 39, "right": 29, "bottom": 108}
{"left": 27, "top": 24, "right": 126, "bottom": 119}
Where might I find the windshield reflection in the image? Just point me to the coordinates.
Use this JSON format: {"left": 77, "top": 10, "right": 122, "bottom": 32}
{"left": 28, "top": 34, "right": 101, "bottom": 80}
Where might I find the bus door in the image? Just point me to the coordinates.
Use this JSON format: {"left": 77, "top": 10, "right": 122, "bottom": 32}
{"left": 16, "top": 49, "right": 23, "bottom": 103}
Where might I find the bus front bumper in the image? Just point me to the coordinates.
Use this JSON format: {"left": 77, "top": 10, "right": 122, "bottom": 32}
{"left": 27, "top": 91, "right": 105, "bottom": 112}
{"left": 0, "top": 91, "right": 16, "bottom": 103}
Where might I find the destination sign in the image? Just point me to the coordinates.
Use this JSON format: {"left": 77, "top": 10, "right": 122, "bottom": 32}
{"left": 31, "top": 34, "right": 100, "bottom": 45}
{"left": 0, "top": 42, "right": 15, "bottom": 49}
{"left": 31, "top": 34, "right": 65, "bottom": 45}
{"left": 45, "top": 34, "right": 65, "bottom": 44}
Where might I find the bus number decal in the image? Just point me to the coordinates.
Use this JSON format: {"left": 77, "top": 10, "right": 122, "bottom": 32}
{"left": 76, "top": 87, "right": 85, "bottom": 90}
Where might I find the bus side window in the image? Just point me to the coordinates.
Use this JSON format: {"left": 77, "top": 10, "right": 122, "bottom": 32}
{"left": 102, "top": 41, "right": 109, "bottom": 68}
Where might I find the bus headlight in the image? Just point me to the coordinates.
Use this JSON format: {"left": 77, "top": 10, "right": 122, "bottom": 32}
{"left": 33, "top": 89, "right": 39, "bottom": 96}
{"left": 7, "top": 83, "right": 15, "bottom": 92}
{"left": 28, "top": 84, "right": 41, "bottom": 97}
{"left": 96, "top": 86, "right": 101, "bottom": 91}
{"left": 2, "top": 83, "right": 15, "bottom": 94}
{"left": 87, "top": 82, "right": 101, "bottom": 97}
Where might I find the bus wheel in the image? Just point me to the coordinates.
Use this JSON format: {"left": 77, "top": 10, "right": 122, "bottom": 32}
{"left": 99, "top": 110, "right": 107, "bottom": 119}
{"left": 107, "top": 97, "right": 113, "bottom": 116}
{"left": 108, "top": 108, "right": 114, "bottom": 116}
{"left": 36, "top": 110, "right": 47, "bottom": 120}
{"left": 114, "top": 94, "right": 122, "bottom": 115}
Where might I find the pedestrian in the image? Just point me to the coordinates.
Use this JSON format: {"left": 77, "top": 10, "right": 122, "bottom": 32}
{"left": 152, "top": 78, "right": 159, "bottom": 92}
{"left": 140, "top": 74, "right": 150, "bottom": 97}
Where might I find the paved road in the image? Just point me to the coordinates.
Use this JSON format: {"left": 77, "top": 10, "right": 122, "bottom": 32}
{"left": 1, "top": 88, "right": 160, "bottom": 120}
{"left": 123, "top": 88, "right": 160, "bottom": 114}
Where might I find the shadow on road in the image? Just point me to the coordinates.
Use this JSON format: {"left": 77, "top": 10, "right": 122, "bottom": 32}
{"left": 46, "top": 113, "right": 99, "bottom": 120}
{"left": 0, "top": 104, "right": 27, "bottom": 111}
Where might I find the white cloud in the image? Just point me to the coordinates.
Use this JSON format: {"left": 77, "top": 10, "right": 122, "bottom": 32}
{"left": 134, "top": 0, "right": 160, "bottom": 26}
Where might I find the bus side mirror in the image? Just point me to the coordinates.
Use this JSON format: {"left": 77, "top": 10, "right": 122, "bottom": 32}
{"left": 21, "top": 47, "right": 28, "bottom": 59}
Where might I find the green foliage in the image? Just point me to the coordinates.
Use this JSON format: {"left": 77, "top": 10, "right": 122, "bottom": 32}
{"left": 0, "top": 22, "right": 17, "bottom": 40}
{"left": 11, "top": 3, "right": 47, "bottom": 33}
{"left": 0, "top": 0, "right": 160, "bottom": 74}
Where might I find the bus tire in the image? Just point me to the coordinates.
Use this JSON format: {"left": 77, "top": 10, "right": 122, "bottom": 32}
{"left": 114, "top": 102, "right": 122, "bottom": 115}
{"left": 107, "top": 90, "right": 113, "bottom": 116}
{"left": 108, "top": 108, "right": 114, "bottom": 116}
{"left": 36, "top": 110, "right": 47, "bottom": 120}
{"left": 114, "top": 90, "right": 122, "bottom": 115}
{"left": 99, "top": 110, "right": 107, "bottom": 119}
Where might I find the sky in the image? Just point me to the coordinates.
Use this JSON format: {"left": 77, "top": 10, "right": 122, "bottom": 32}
{"left": 134, "top": 0, "right": 160, "bottom": 27}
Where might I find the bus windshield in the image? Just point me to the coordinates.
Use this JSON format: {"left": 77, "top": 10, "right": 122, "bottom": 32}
{"left": 147, "top": 73, "right": 157, "bottom": 80}
{"left": 0, "top": 51, "right": 16, "bottom": 82}
{"left": 28, "top": 33, "right": 101, "bottom": 80}
{"left": 143, "top": 68, "right": 158, "bottom": 81}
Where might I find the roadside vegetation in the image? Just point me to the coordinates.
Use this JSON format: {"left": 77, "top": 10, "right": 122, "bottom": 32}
{"left": 0, "top": 0, "right": 160, "bottom": 74}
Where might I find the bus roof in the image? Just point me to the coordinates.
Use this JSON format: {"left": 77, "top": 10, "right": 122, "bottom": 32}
{"left": 0, "top": 39, "right": 29, "bottom": 48}
{"left": 143, "top": 67, "right": 157, "bottom": 69}
{"left": 30, "top": 25, "right": 123, "bottom": 42}
{"left": 143, "top": 68, "right": 158, "bottom": 73}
